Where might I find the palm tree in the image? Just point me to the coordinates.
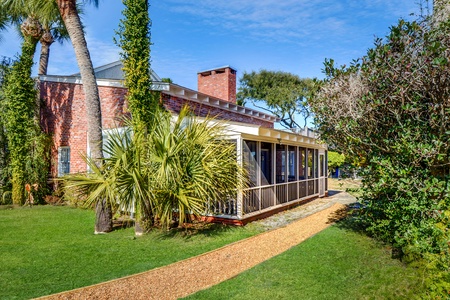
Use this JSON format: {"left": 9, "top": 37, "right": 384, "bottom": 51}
{"left": 0, "top": 9, "right": 8, "bottom": 42}
{"left": 146, "top": 107, "right": 244, "bottom": 228}
{"left": 55, "top": 0, "right": 111, "bottom": 233}
{"left": 38, "top": 14, "right": 68, "bottom": 75}
{"left": 64, "top": 107, "right": 247, "bottom": 233}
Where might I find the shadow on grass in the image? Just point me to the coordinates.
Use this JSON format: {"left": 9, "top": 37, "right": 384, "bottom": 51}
{"left": 153, "top": 222, "right": 237, "bottom": 241}
{"left": 327, "top": 202, "right": 367, "bottom": 233}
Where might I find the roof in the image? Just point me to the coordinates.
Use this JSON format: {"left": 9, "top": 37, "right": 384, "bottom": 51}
{"left": 71, "top": 60, "right": 161, "bottom": 82}
{"left": 198, "top": 65, "right": 237, "bottom": 75}
{"left": 39, "top": 61, "right": 279, "bottom": 124}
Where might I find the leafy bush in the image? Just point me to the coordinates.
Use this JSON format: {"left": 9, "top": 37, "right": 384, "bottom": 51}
{"left": 311, "top": 13, "right": 450, "bottom": 297}
{"left": 1, "top": 191, "right": 12, "bottom": 205}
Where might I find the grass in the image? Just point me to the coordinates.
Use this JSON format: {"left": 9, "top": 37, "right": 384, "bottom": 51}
{"left": 0, "top": 205, "right": 262, "bottom": 300}
{"left": 1, "top": 204, "right": 425, "bottom": 300}
{"left": 185, "top": 226, "right": 424, "bottom": 300}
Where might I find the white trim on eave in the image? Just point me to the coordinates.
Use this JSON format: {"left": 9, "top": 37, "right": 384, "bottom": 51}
{"left": 38, "top": 75, "right": 279, "bottom": 124}
{"left": 166, "top": 83, "right": 279, "bottom": 123}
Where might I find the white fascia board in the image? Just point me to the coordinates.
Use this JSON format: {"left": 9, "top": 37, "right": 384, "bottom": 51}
{"left": 165, "top": 84, "right": 278, "bottom": 123}
{"left": 40, "top": 75, "right": 170, "bottom": 91}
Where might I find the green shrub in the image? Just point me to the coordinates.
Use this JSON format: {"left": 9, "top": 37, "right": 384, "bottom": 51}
{"left": 312, "top": 12, "right": 450, "bottom": 298}
{"left": 2, "top": 191, "right": 12, "bottom": 205}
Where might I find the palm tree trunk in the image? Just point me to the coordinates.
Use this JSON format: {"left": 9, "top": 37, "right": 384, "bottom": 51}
{"left": 56, "top": 0, "right": 112, "bottom": 233}
{"left": 38, "top": 31, "right": 54, "bottom": 75}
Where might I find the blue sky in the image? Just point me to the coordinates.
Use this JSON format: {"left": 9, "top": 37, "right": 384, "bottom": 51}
{"left": 1, "top": 0, "right": 423, "bottom": 91}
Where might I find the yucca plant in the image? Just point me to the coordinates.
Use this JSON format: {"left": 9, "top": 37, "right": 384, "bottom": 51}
{"left": 63, "top": 106, "right": 246, "bottom": 232}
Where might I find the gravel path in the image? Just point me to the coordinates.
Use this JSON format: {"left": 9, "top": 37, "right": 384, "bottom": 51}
{"left": 37, "top": 191, "right": 356, "bottom": 300}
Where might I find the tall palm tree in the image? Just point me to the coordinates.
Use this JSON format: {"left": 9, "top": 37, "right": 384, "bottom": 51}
{"left": 0, "top": 0, "right": 46, "bottom": 204}
{"left": 0, "top": 9, "right": 8, "bottom": 42}
{"left": 55, "top": 0, "right": 111, "bottom": 233}
{"left": 38, "top": 14, "right": 68, "bottom": 75}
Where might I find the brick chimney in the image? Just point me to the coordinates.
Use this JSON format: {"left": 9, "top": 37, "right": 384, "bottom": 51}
{"left": 197, "top": 66, "right": 237, "bottom": 103}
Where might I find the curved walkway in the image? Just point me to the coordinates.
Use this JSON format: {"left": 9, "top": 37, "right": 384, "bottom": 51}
{"left": 38, "top": 191, "right": 356, "bottom": 300}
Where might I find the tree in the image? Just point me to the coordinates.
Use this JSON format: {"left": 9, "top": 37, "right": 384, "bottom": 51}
{"left": 115, "top": 0, "right": 159, "bottom": 129}
{"left": 1, "top": 15, "right": 46, "bottom": 204}
{"left": 38, "top": 13, "right": 69, "bottom": 75}
{"left": 55, "top": 0, "right": 111, "bottom": 233}
{"left": 327, "top": 151, "right": 345, "bottom": 175}
{"left": 0, "top": 9, "right": 8, "bottom": 42}
{"left": 237, "top": 70, "right": 317, "bottom": 129}
{"left": 0, "top": 57, "right": 12, "bottom": 200}
{"left": 310, "top": 13, "right": 450, "bottom": 296}
{"left": 64, "top": 107, "right": 246, "bottom": 232}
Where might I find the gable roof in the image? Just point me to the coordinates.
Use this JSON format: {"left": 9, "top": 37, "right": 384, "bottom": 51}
{"left": 71, "top": 61, "right": 161, "bottom": 82}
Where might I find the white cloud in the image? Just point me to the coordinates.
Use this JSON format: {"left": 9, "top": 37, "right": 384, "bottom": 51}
{"left": 158, "top": 0, "right": 419, "bottom": 44}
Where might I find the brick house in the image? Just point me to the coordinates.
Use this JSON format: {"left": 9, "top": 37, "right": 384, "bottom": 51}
{"left": 39, "top": 61, "right": 328, "bottom": 224}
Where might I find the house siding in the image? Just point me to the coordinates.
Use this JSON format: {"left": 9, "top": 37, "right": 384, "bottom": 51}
{"left": 40, "top": 81, "right": 273, "bottom": 177}
{"left": 40, "top": 81, "right": 128, "bottom": 176}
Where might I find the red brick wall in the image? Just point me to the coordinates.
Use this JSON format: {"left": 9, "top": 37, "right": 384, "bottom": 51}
{"left": 198, "top": 67, "right": 236, "bottom": 103}
{"left": 162, "top": 94, "right": 273, "bottom": 128}
{"left": 40, "top": 81, "right": 128, "bottom": 176}
{"left": 41, "top": 81, "right": 273, "bottom": 177}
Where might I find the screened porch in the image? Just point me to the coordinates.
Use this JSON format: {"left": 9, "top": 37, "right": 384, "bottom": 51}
{"left": 210, "top": 126, "right": 328, "bottom": 221}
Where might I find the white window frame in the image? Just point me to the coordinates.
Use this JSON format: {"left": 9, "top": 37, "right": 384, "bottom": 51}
{"left": 58, "top": 146, "right": 70, "bottom": 177}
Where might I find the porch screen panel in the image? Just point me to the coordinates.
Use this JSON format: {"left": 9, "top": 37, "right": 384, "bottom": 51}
{"left": 299, "top": 181, "right": 307, "bottom": 198}
{"left": 288, "top": 182, "right": 297, "bottom": 201}
{"left": 260, "top": 142, "right": 273, "bottom": 185}
{"left": 261, "top": 186, "right": 275, "bottom": 209}
{"left": 314, "top": 149, "right": 319, "bottom": 193}
{"left": 276, "top": 184, "right": 287, "bottom": 204}
{"left": 243, "top": 140, "right": 258, "bottom": 187}
{"left": 276, "top": 144, "right": 286, "bottom": 183}
{"left": 298, "top": 147, "right": 306, "bottom": 180}
{"left": 243, "top": 188, "right": 259, "bottom": 214}
{"left": 288, "top": 146, "right": 296, "bottom": 182}
{"left": 307, "top": 149, "right": 314, "bottom": 178}
{"left": 320, "top": 154, "right": 325, "bottom": 177}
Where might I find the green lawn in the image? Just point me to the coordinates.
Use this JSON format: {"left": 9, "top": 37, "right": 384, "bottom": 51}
{"left": 0, "top": 205, "right": 261, "bottom": 299}
{"left": 185, "top": 226, "right": 424, "bottom": 300}
{"left": 1, "top": 205, "right": 424, "bottom": 300}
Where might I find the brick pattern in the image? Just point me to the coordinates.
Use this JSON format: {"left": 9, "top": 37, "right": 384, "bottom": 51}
{"left": 162, "top": 94, "right": 273, "bottom": 128}
{"left": 198, "top": 67, "right": 236, "bottom": 103}
{"left": 40, "top": 81, "right": 128, "bottom": 176}
{"left": 41, "top": 81, "right": 273, "bottom": 177}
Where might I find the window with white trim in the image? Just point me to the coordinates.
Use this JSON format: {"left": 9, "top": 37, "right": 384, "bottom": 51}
{"left": 58, "top": 147, "right": 70, "bottom": 176}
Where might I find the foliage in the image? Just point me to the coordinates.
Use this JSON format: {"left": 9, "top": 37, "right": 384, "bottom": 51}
{"left": 146, "top": 107, "right": 244, "bottom": 227}
{"left": 0, "top": 57, "right": 12, "bottom": 197}
{"left": 0, "top": 205, "right": 260, "bottom": 299}
{"left": 327, "top": 151, "right": 345, "bottom": 169}
{"left": 237, "top": 70, "right": 318, "bottom": 129}
{"left": 115, "top": 0, "right": 159, "bottom": 128}
{"left": 63, "top": 107, "right": 246, "bottom": 230}
{"left": 311, "top": 15, "right": 450, "bottom": 297}
{"left": 1, "top": 33, "right": 47, "bottom": 204}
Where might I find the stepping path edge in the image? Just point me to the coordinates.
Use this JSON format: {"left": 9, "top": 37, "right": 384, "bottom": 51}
{"left": 36, "top": 202, "right": 347, "bottom": 300}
